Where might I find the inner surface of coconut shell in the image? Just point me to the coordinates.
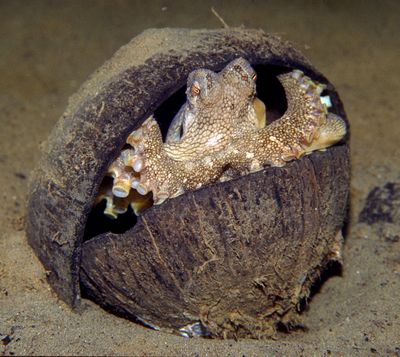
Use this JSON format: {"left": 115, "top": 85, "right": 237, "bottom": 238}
{"left": 26, "top": 28, "right": 350, "bottom": 339}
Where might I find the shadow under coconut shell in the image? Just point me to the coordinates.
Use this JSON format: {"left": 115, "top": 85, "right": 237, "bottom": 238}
{"left": 83, "top": 64, "right": 291, "bottom": 241}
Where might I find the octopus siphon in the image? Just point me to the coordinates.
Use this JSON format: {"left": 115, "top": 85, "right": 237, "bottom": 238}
{"left": 95, "top": 58, "right": 347, "bottom": 218}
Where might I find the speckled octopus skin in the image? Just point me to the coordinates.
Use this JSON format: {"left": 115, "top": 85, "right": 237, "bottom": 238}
{"left": 101, "top": 58, "right": 346, "bottom": 215}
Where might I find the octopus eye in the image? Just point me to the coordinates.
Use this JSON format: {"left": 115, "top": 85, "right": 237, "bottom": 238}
{"left": 191, "top": 83, "right": 201, "bottom": 96}
{"left": 252, "top": 73, "right": 257, "bottom": 81}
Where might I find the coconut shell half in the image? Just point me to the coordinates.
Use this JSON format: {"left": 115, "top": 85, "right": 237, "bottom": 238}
{"left": 26, "top": 28, "right": 350, "bottom": 339}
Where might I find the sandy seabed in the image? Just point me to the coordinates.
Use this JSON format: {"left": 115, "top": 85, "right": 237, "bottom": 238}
{"left": 1, "top": 1, "right": 399, "bottom": 355}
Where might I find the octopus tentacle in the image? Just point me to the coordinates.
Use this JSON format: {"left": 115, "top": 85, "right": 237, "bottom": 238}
{"left": 252, "top": 97, "right": 267, "bottom": 129}
{"left": 165, "top": 104, "right": 187, "bottom": 144}
{"left": 303, "top": 113, "right": 347, "bottom": 154}
{"left": 95, "top": 177, "right": 136, "bottom": 218}
{"left": 125, "top": 115, "right": 234, "bottom": 204}
{"left": 222, "top": 70, "right": 339, "bottom": 172}
{"left": 126, "top": 116, "right": 166, "bottom": 198}
{"left": 108, "top": 156, "right": 134, "bottom": 198}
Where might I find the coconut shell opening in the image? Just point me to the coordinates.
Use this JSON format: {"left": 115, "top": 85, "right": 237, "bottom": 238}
{"left": 82, "top": 63, "right": 338, "bottom": 242}
{"left": 83, "top": 64, "right": 292, "bottom": 241}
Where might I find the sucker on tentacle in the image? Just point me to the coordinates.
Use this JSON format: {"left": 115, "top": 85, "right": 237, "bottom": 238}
{"left": 96, "top": 59, "right": 346, "bottom": 217}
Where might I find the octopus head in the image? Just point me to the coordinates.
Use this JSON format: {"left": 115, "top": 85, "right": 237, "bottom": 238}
{"left": 221, "top": 57, "right": 257, "bottom": 100}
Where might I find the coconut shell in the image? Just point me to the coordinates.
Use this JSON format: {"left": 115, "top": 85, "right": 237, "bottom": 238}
{"left": 26, "top": 28, "right": 350, "bottom": 339}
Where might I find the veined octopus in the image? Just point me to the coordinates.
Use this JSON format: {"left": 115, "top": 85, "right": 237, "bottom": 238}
{"left": 95, "top": 58, "right": 346, "bottom": 218}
